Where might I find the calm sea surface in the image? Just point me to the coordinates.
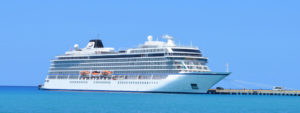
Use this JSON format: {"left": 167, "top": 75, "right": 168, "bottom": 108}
{"left": 0, "top": 86, "right": 299, "bottom": 113}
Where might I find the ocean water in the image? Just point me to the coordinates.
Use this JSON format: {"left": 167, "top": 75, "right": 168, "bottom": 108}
{"left": 0, "top": 86, "right": 299, "bottom": 113}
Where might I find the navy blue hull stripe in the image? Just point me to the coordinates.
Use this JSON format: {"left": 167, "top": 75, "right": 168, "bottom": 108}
{"left": 41, "top": 88, "right": 207, "bottom": 94}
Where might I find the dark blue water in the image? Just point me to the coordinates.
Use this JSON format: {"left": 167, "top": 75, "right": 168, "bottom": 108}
{"left": 0, "top": 86, "right": 299, "bottom": 113}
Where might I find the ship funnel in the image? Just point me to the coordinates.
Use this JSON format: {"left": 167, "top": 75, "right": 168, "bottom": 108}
{"left": 89, "top": 39, "right": 104, "bottom": 48}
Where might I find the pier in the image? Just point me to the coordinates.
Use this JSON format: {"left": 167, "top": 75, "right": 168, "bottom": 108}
{"left": 207, "top": 89, "right": 300, "bottom": 96}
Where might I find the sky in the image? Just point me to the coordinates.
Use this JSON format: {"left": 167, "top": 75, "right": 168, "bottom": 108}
{"left": 0, "top": 0, "right": 299, "bottom": 89}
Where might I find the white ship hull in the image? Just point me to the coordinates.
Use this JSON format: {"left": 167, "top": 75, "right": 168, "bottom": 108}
{"left": 43, "top": 37, "right": 231, "bottom": 94}
{"left": 42, "top": 73, "right": 228, "bottom": 93}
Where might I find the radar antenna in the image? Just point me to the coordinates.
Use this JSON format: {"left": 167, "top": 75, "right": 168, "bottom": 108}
{"left": 162, "top": 34, "right": 176, "bottom": 46}
{"left": 162, "top": 34, "right": 173, "bottom": 40}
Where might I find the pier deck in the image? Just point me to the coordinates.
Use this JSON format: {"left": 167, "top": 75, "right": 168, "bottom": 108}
{"left": 207, "top": 89, "right": 300, "bottom": 96}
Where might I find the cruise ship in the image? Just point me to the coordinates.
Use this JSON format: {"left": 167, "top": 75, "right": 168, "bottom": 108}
{"left": 41, "top": 35, "right": 230, "bottom": 93}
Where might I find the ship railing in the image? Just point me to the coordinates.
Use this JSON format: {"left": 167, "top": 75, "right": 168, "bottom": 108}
{"left": 48, "top": 74, "right": 170, "bottom": 81}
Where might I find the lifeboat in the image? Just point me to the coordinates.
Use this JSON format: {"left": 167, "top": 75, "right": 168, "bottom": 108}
{"left": 80, "top": 71, "right": 90, "bottom": 76}
{"left": 92, "top": 71, "right": 100, "bottom": 75}
{"left": 101, "top": 71, "right": 113, "bottom": 76}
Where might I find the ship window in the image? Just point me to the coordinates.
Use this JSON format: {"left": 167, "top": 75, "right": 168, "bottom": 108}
{"left": 172, "top": 49, "right": 201, "bottom": 53}
{"left": 191, "top": 84, "right": 199, "bottom": 89}
{"left": 90, "top": 54, "right": 142, "bottom": 59}
{"left": 172, "top": 53, "right": 201, "bottom": 57}
{"left": 148, "top": 53, "right": 165, "bottom": 57}
{"left": 58, "top": 57, "right": 88, "bottom": 60}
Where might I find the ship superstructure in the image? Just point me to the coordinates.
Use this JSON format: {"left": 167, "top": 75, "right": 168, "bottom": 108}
{"left": 42, "top": 35, "right": 230, "bottom": 93}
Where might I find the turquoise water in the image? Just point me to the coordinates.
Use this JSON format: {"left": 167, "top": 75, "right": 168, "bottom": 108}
{"left": 0, "top": 86, "right": 300, "bottom": 113}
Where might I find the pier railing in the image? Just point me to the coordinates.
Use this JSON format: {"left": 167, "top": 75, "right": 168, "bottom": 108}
{"left": 208, "top": 89, "right": 300, "bottom": 96}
